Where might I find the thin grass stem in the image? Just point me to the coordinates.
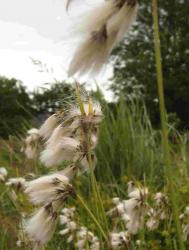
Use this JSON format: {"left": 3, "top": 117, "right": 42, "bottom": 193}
{"left": 152, "top": 0, "right": 184, "bottom": 249}
{"left": 77, "top": 194, "right": 108, "bottom": 244}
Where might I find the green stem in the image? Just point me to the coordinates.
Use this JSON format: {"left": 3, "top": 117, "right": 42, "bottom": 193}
{"left": 75, "top": 84, "right": 109, "bottom": 232}
{"left": 152, "top": 0, "right": 184, "bottom": 249}
{"left": 77, "top": 194, "right": 108, "bottom": 243}
{"left": 88, "top": 149, "right": 109, "bottom": 232}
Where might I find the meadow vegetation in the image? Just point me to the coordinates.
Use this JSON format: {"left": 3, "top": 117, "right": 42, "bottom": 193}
{"left": 1, "top": 0, "right": 189, "bottom": 250}
{"left": 1, "top": 95, "right": 189, "bottom": 249}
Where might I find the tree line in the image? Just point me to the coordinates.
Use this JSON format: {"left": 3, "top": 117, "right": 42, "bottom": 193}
{"left": 111, "top": 0, "right": 189, "bottom": 128}
{"left": 0, "top": 77, "right": 76, "bottom": 138}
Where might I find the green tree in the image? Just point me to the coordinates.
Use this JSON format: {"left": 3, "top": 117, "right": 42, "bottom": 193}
{"left": 32, "top": 81, "right": 76, "bottom": 116}
{"left": 0, "top": 76, "right": 33, "bottom": 138}
{"left": 111, "top": 0, "right": 189, "bottom": 128}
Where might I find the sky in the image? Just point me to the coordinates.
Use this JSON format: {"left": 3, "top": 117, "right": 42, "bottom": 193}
{"left": 0, "top": 0, "right": 113, "bottom": 99}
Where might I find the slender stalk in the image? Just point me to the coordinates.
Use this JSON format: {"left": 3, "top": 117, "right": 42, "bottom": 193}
{"left": 87, "top": 149, "right": 109, "bottom": 232}
{"left": 87, "top": 148, "right": 100, "bottom": 216}
{"left": 0, "top": 229, "right": 7, "bottom": 250}
{"left": 77, "top": 194, "right": 108, "bottom": 243}
{"left": 152, "top": 1, "right": 184, "bottom": 249}
{"left": 75, "top": 84, "right": 109, "bottom": 232}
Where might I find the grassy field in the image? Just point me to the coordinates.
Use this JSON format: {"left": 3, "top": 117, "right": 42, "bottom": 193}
{"left": 0, "top": 98, "right": 189, "bottom": 250}
{"left": 1, "top": 1, "right": 189, "bottom": 249}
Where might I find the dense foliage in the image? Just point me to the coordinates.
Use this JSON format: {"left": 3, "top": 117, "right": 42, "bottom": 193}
{"left": 0, "top": 77, "right": 33, "bottom": 138}
{"left": 0, "top": 77, "right": 75, "bottom": 138}
{"left": 32, "top": 82, "right": 75, "bottom": 115}
{"left": 111, "top": 0, "right": 189, "bottom": 128}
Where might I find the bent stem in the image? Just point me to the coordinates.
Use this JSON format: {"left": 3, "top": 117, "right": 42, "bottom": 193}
{"left": 77, "top": 194, "right": 109, "bottom": 244}
{"left": 152, "top": 0, "right": 184, "bottom": 249}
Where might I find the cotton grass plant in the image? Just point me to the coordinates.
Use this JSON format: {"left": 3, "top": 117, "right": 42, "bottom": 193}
{"left": 1, "top": 0, "right": 189, "bottom": 249}
{"left": 17, "top": 87, "right": 105, "bottom": 249}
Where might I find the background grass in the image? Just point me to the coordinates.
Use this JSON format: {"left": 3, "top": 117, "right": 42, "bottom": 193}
{"left": 1, "top": 99, "right": 189, "bottom": 249}
{"left": 1, "top": 1, "right": 189, "bottom": 249}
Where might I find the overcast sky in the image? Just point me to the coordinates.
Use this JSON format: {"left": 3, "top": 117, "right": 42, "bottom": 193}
{"left": 0, "top": 0, "right": 113, "bottom": 98}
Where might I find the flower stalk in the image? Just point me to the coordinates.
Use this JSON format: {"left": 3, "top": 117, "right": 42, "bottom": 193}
{"left": 75, "top": 84, "right": 109, "bottom": 233}
{"left": 77, "top": 194, "right": 108, "bottom": 244}
{"left": 152, "top": 0, "right": 184, "bottom": 249}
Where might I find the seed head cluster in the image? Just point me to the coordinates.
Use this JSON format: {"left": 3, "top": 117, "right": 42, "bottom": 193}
{"left": 18, "top": 97, "right": 103, "bottom": 249}
{"left": 59, "top": 207, "right": 100, "bottom": 250}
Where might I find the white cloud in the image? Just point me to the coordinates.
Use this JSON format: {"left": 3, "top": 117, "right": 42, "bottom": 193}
{"left": 0, "top": 19, "right": 69, "bottom": 90}
{"left": 0, "top": 0, "right": 113, "bottom": 99}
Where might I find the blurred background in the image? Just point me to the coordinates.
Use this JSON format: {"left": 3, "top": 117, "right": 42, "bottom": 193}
{"left": 1, "top": 1, "right": 189, "bottom": 249}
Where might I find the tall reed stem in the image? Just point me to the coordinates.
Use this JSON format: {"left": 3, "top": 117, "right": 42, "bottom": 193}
{"left": 77, "top": 194, "right": 108, "bottom": 244}
{"left": 152, "top": 0, "right": 184, "bottom": 249}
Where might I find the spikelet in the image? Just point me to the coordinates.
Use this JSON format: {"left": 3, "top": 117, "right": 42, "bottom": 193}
{"left": 110, "top": 231, "right": 130, "bottom": 249}
{"left": 45, "top": 124, "right": 67, "bottom": 148}
{"left": 24, "top": 204, "right": 58, "bottom": 247}
{"left": 125, "top": 188, "right": 148, "bottom": 234}
{"left": 6, "top": 177, "right": 26, "bottom": 190}
{"left": 23, "top": 128, "right": 40, "bottom": 159}
{"left": 40, "top": 137, "right": 81, "bottom": 167}
{"left": 0, "top": 167, "right": 8, "bottom": 181}
{"left": 24, "top": 173, "right": 70, "bottom": 205}
{"left": 45, "top": 122, "right": 79, "bottom": 148}
{"left": 68, "top": 0, "right": 138, "bottom": 76}
{"left": 39, "top": 114, "right": 59, "bottom": 139}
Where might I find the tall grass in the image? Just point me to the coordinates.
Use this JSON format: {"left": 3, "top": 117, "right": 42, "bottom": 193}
{"left": 0, "top": 97, "right": 189, "bottom": 249}
{"left": 96, "top": 98, "right": 161, "bottom": 184}
{"left": 0, "top": 1, "right": 189, "bottom": 249}
{"left": 152, "top": 0, "right": 184, "bottom": 249}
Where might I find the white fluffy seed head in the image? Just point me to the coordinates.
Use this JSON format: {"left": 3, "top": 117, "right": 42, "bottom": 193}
{"left": 76, "top": 239, "right": 86, "bottom": 250}
{"left": 110, "top": 231, "right": 130, "bottom": 249}
{"left": 24, "top": 206, "right": 58, "bottom": 246}
{"left": 112, "top": 197, "right": 121, "bottom": 205}
{"left": 185, "top": 207, "right": 189, "bottom": 215}
{"left": 40, "top": 137, "right": 81, "bottom": 167}
{"left": 24, "top": 129, "right": 40, "bottom": 159}
{"left": 0, "top": 167, "right": 8, "bottom": 181}
{"left": 59, "top": 228, "right": 70, "bottom": 236}
{"left": 25, "top": 145, "right": 38, "bottom": 159}
{"left": 45, "top": 124, "right": 65, "bottom": 148}
{"left": 117, "top": 202, "right": 127, "bottom": 215}
{"left": 127, "top": 181, "right": 135, "bottom": 194}
{"left": 25, "top": 173, "right": 70, "bottom": 205}
{"left": 146, "top": 217, "right": 159, "bottom": 231}
{"left": 67, "top": 235, "right": 74, "bottom": 243}
{"left": 183, "top": 224, "right": 189, "bottom": 241}
{"left": 68, "top": 1, "right": 138, "bottom": 76}
{"left": 6, "top": 177, "right": 26, "bottom": 190}
{"left": 27, "top": 128, "right": 39, "bottom": 136}
{"left": 39, "top": 114, "right": 59, "bottom": 139}
{"left": 45, "top": 123, "right": 77, "bottom": 149}
{"left": 60, "top": 215, "right": 70, "bottom": 225}
{"left": 91, "top": 237, "right": 100, "bottom": 250}
{"left": 128, "top": 188, "right": 148, "bottom": 199}
{"left": 122, "top": 187, "right": 148, "bottom": 234}
{"left": 69, "top": 221, "right": 77, "bottom": 230}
